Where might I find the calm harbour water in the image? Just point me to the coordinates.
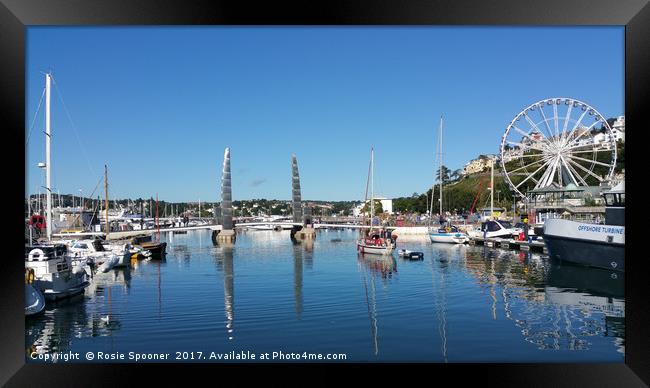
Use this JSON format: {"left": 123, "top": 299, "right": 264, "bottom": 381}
{"left": 26, "top": 229, "right": 625, "bottom": 363}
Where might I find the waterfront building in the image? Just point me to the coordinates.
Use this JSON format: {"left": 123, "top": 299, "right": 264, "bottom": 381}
{"left": 526, "top": 183, "right": 605, "bottom": 224}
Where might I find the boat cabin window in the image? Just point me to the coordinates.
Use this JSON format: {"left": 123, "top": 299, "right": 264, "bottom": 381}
{"left": 487, "top": 221, "right": 501, "bottom": 232}
{"left": 602, "top": 192, "right": 625, "bottom": 207}
{"left": 498, "top": 221, "right": 512, "bottom": 229}
{"left": 73, "top": 243, "right": 88, "bottom": 249}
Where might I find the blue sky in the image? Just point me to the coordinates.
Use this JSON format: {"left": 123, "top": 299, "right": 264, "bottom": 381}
{"left": 26, "top": 27, "right": 624, "bottom": 202}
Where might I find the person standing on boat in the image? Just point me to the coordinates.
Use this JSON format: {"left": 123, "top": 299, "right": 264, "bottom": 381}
{"left": 523, "top": 217, "right": 530, "bottom": 243}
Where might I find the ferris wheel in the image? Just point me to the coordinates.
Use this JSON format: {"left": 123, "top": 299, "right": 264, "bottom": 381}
{"left": 500, "top": 97, "right": 617, "bottom": 199}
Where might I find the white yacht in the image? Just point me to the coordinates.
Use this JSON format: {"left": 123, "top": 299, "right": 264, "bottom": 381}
{"left": 467, "top": 219, "right": 516, "bottom": 239}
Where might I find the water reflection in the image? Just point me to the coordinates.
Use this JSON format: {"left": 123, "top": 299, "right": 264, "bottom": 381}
{"left": 292, "top": 244, "right": 303, "bottom": 319}
{"left": 432, "top": 257, "right": 450, "bottom": 362}
{"left": 26, "top": 268, "right": 129, "bottom": 361}
{"left": 212, "top": 242, "right": 235, "bottom": 340}
{"left": 358, "top": 253, "right": 397, "bottom": 280}
{"left": 463, "top": 247, "right": 624, "bottom": 353}
{"left": 86, "top": 267, "right": 132, "bottom": 295}
{"left": 357, "top": 253, "right": 398, "bottom": 356}
{"left": 172, "top": 244, "right": 191, "bottom": 266}
{"left": 26, "top": 295, "right": 88, "bottom": 360}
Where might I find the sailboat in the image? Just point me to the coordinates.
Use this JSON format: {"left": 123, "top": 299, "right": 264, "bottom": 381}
{"left": 25, "top": 72, "right": 90, "bottom": 301}
{"left": 428, "top": 116, "right": 468, "bottom": 244}
{"left": 356, "top": 147, "right": 395, "bottom": 255}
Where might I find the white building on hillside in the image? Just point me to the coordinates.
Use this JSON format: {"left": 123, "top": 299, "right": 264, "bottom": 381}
{"left": 591, "top": 116, "right": 625, "bottom": 148}
{"left": 612, "top": 116, "right": 625, "bottom": 142}
{"left": 352, "top": 197, "right": 393, "bottom": 216}
{"left": 462, "top": 155, "right": 491, "bottom": 176}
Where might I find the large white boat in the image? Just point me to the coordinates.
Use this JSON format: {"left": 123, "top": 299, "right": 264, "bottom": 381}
{"left": 467, "top": 219, "right": 516, "bottom": 239}
{"left": 356, "top": 148, "right": 395, "bottom": 256}
{"left": 25, "top": 244, "right": 90, "bottom": 301}
{"left": 543, "top": 183, "right": 625, "bottom": 271}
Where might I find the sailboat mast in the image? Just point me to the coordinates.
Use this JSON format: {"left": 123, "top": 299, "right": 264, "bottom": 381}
{"left": 156, "top": 193, "right": 160, "bottom": 240}
{"left": 105, "top": 164, "right": 109, "bottom": 237}
{"left": 45, "top": 73, "right": 53, "bottom": 240}
{"left": 490, "top": 156, "right": 494, "bottom": 219}
{"left": 370, "top": 147, "right": 374, "bottom": 227}
{"left": 28, "top": 194, "right": 33, "bottom": 242}
{"left": 439, "top": 116, "right": 443, "bottom": 218}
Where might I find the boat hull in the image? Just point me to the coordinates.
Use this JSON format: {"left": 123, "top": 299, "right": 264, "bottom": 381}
{"left": 357, "top": 242, "right": 394, "bottom": 255}
{"left": 138, "top": 242, "right": 167, "bottom": 258}
{"left": 25, "top": 284, "right": 46, "bottom": 316}
{"left": 429, "top": 233, "right": 468, "bottom": 244}
{"left": 42, "top": 282, "right": 89, "bottom": 301}
{"left": 544, "top": 218, "right": 625, "bottom": 271}
{"left": 544, "top": 234, "right": 624, "bottom": 271}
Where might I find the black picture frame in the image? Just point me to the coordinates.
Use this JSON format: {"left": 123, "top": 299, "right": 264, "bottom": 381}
{"left": 1, "top": 0, "right": 648, "bottom": 385}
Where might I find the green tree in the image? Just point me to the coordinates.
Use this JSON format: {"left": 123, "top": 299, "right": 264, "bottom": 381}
{"left": 436, "top": 165, "right": 451, "bottom": 183}
{"left": 361, "top": 200, "right": 383, "bottom": 215}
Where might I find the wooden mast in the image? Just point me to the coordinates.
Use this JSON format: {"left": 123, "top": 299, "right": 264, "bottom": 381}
{"left": 156, "top": 193, "right": 160, "bottom": 240}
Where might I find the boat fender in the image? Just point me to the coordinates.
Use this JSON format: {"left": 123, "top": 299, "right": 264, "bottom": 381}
{"left": 28, "top": 248, "right": 45, "bottom": 261}
{"left": 25, "top": 268, "right": 35, "bottom": 284}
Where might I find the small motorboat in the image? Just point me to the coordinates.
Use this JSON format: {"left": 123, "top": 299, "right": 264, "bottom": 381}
{"left": 397, "top": 249, "right": 424, "bottom": 260}
{"left": 25, "top": 282, "right": 45, "bottom": 316}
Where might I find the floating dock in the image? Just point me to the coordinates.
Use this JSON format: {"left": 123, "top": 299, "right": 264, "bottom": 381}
{"left": 468, "top": 236, "right": 548, "bottom": 254}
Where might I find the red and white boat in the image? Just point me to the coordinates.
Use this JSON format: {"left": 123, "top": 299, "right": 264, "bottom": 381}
{"left": 357, "top": 232, "right": 395, "bottom": 255}
{"left": 356, "top": 147, "right": 395, "bottom": 256}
